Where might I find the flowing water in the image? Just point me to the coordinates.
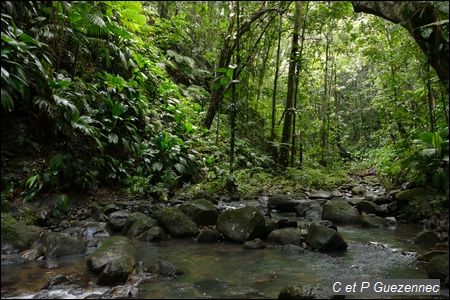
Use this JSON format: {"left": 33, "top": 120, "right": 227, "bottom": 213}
{"left": 2, "top": 222, "right": 433, "bottom": 299}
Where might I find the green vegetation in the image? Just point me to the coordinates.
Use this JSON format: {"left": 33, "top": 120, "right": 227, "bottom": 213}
{"left": 1, "top": 2, "right": 448, "bottom": 218}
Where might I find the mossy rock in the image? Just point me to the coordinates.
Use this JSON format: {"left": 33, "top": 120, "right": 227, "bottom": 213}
{"left": 306, "top": 223, "right": 348, "bottom": 251}
{"left": 1, "top": 213, "right": 43, "bottom": 250}
{"left": 216, "top": 207, "right": 265, "bottom": 243}
{"left": 152, "top": 208, "right": 199, "bottom": 238}
{"left": 179, "top": 199, "right": 219, "bottom": 226}
{"left": 267, "top": 228, "right": 304, "bottom": 246}
{"left": 86, "top": 236, "right": 135, "bottom": 286}
{"left": 126, "top": 216, "right": 158, "bottom": 238}
{"left": 322, "top": 200, "right": 362, "bottom": 225}
{"left": 395, "top": 188, "right": 431, "bottom": 204}
{"left": 42, "top": 232, "right": 85, "bottom": 258}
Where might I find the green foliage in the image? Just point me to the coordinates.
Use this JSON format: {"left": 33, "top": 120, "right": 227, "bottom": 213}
{"left": 51, "top": 194, "right": 71, "bottom": 218}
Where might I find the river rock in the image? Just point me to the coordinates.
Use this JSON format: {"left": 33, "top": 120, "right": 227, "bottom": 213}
{"left": 1, "top": 213, "right": 44, "bottom": 251}
{"left": 361, "top": 215, "right": 387, "bottom": 228}
{"left": 268, "top": 194, "right": 302, "bottom": 212}
{"left": 267, "top": 228, "right": 304, "bottom": 246}
{"left": 281, "top": 244, "right": 306, "bottom": 255}
{"left": 309, "top": 190, "right": 332, "bottom": 200}
{"left": 152, "top": 208, "right": 199, "bottom": 238}
{"left": 146, "top": 259, "right": 183, "bottom": 278}
{"left": 123, "top": 212, "right": 148, "bottom": 234}
{"left": 373, "top": 195, "right": 393, "bottom": 205}
{"left": 355, "top": 200, "right": 387, "bottom": 217}
{"left": 322, "top": 200, "right": 362, "bottom": 224}
{"left": 86, "top": 236, "right": 135, "bottom": 286}
{"left": 306, "top": 223, "right": 347, "bottom": 251}
{"left": 126, "top": 216, "right": 158, "bottom": 238}
{"left": 426, "top": 253, "right": 449, "bottom": 282}
{"left": 278, "top": 284, "right": 336, "bottom": 299}
{"left": 99, "top": 204, "right": 120, "bottom": 216}
{"left": 107, "top": 210, "right": 129, "bottom": 232}
{"left": 351, "top": 186, "right": 365, "bottom": 195}
{"left": 243, "top": 238, "right": 266, "bottom": 250}
{"left": 417, "top": 250, "right": 448, "bottom": 262}
{"left": 317, "top": 220, "right": 337, "bottom": 231}
{"left": 137, "top": 226, "right": 168, "bottom": 242}
{"left": 197, "top": 228, "right": 219, "bottom": 243}
{"left": 82, "top": 221, "right": 110, "bottom": 237}
{"left": 384, "top": 216, "right": 397, "bottom": 226}
{"left": 276, "top": 219, "right": 298, "bottom": 229}
{"left": 42, "top": 232, "right": 85, "bottom": 258}
{"left": 178, "top": 199, "right": 219, "bottom": 226}
{"left": 295, "top": 200, "right": 322, "bottom": 221}
{"left": 394, "top": 188, "right": 430, "bottom": 204}
{"left": 414, "top": 230, "right": 440, "bottom": 246}
{"left": 216, "top": 206, "right": 265, "bottom": 243}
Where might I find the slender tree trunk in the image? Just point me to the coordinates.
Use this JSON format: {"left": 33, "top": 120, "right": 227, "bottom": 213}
{"left": 270, "top": 12, "right": 283, "bottom": 147}
{"left": 425, "top": 64, "right": 436, "bottom": 132}
{"left": 290, "top": 2, "right": 307, "bottom": 166}
{"left": 320, "top": 29, "right": 330, "bottom": 166}
{"left": 280, "top": 1, "right": 301, "bottom": 166}
{"left": 230, "top": 1, "right": 240, "bottom": 173}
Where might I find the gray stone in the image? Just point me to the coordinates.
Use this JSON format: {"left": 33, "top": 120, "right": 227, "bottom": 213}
{"left": 107, "top": 210, "right": 128, "bottom": 232}
{"left": 373, "top": 195, "right": 393, "bottom": 205}
{"left": 295, "top": 200, "right": 322, "bottom": 221}
{"left": 269, "top": 195, "right": 302, "bottom": 212}
{"left": 127, "top": 216, "right": 158, "bottom": 238}
{"left": 42, "top": 232, "right": 85, "bottom": 258}
{"left": 361, "top": 215, "right": 387, "bottom": 228}
{"left": 385, "top": 217, "right": 397, "bottom": 226}
{"left": 322, "top": 200, "right": 362, "bottom": 224}
{"left": 216, "top": 207, "right": 266, "bottom": 243}
{"left": 414, "top": 230, "right": 440, "bottom": 246}
{"left": 306, "top": 223, "right": 347, "bottom": 251}
{"left": 86, "top": 236, "right": 135, "bottom": 286}
{"left": 351, "top": 186, "right": 365, "bottom": 195}
{"left": 426, "top": 253, "right": 449, "bottom": 282}
{"left": 178, "top": 199, "right": 219, "bottom": 226}
{"left": 267, "top": 228, "right": 304, "bottom": 246}
{"left": 281, "top": 244, "right": 306, "bottom": 255}
{"left": 197, "top": 228, "right": 219, "bottom": 243}
{"left": 355, "top": 200, "right": 387, "bottom": 217}
{"left": 82, "top": 222, "right": 110, "bottom": 237}
{"left": 309, "top": 190, "right": 332, "bottom": 200}
{"left": 243, "top": 238, "right": 266, "bottom": 250}
{"left": 152, "top": 208, "right": 199, "bottom": 238}
{"left": 1, "top": 213, "right": 43, "bottom": 251}
{"left": 137, "top": 226, "right": 168, "bottom": 242}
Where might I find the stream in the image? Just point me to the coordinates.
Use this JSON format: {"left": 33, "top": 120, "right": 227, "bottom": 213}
{"left": 1, "top": 219, "right": 434, "bottom": 299}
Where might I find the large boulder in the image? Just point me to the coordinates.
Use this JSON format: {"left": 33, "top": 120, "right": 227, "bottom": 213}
{"left": 426, "top": 253, "right": 449, "bottom": 282}
{"left": 414, "top": 230, "right": 440, "bottom": 247}
{"left": 107, "top": 210, "right": 129, "bottom": 232}
{"left": 394, "top": 188, "right": 430, "bottom": 204}
{"left": 126, "top": 216, "right": 158, "bottom": 238}
{"left": 361, "top": 215, "right": 387, "bottom": 228}
{"left": 82, "top": 221, "right": 110, "bottom": 238}
{"left": 178, "top": 199, "right": 219, "bottom": 226}
{"left": 86, "top": 236, "right": 136, "bottom": 286}
{"left": 306, "top": 223, "right": 348, "bottom": 251}
{"left": 152, "top": 208, "right": 199, "bottom": 238}
{"left": 137, "top": 226, "right": 168, "bottom": 242}
{"left": 309, "top": 190, "right": 332, "bottom": 200}
{"left": 322, "top": 200, "right": 362, "bottom": 224}
{"left": 216, "top": 207, "right": 266, "bottom": 243}
{"left": 243, "top": 238, "right": 266, "bottom": 250}
{"left": 1, "top": 213, "right": 43, "bottom": 250}
{"left": 269, "top": 194, "right": 303, "bottom": 212}
{"left": 123, "top": 212, "right": 148, "bottom": 234}
{"left": 42, "top": 232, "right": 85, "bottom": 258}
{"left": 295, "top": 200, "right": 323, "bottom": 220}
{"left": 267, "top": 228, "right": 305, "bottom": 246}
{"left": 197, "top": 228, "right": 219, "bottom": 243}
{"left": 355, "top": 200, "right": 388, "bottom": 217}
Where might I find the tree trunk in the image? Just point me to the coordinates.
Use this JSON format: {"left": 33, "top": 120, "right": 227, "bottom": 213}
{"left": 279, "top": 1, "right": 301, "bottom": 166}
{"left": 270, "top": 12, "right": 283, "bottom": 145}
{"left": 230, "top": 1, "right": 240, "bottom": 173}
{"left": 203, "top": 6, "right": 279, "bottom": 129}
{"left": 351, "top": 1, "right": 449, "bottom": 84}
